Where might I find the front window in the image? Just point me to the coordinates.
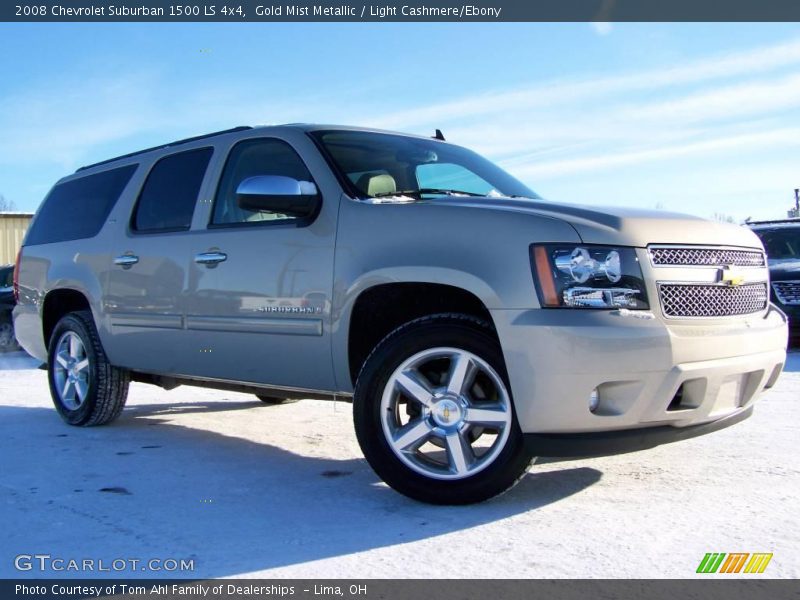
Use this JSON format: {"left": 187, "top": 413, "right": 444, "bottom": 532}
{"left": 311, "top": 130, "right": 537, "bottom": 200}
{"left": 211, "top": 138, "right": 315, "bottom": 226}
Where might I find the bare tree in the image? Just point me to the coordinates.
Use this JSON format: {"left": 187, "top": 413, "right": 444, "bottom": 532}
{"left": 0, "top": 194, "right": 17, "bottom": 212}
{"left": 712, "top": 212, "right": 736, "bottom": 224}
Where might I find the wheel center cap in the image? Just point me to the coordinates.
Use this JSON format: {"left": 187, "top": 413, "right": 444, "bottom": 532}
{"left": 431, "top": 398, "right": 463, "bottom": 428}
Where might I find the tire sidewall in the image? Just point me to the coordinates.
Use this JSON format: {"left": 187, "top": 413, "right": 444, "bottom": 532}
{"left": 354, "top": 316, "right": 532, "bottom": 504}
{"left": 47, "top": 313, "right": 100, "bottom": 426}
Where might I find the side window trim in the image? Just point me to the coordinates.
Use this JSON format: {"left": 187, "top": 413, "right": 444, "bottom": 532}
{"left": 208, "top": 137, "right": 320, "bottom": 230}
{"left": 128, "top": 146, "right": 214, "bottom": 236}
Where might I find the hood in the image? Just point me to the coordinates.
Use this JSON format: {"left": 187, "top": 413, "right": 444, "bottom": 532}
{"left": 768, "top": 258, "right": 800, "bottom": 280}
{"left": 423, "top": 197, "right": 763, "bottom": 249}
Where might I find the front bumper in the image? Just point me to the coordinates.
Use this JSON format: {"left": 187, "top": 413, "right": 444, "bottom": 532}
{"left": 492, "top": 304, "right": 787, "bottom": 437}
{"left": 525, "top": 405, "right": 753, "bottom": 457}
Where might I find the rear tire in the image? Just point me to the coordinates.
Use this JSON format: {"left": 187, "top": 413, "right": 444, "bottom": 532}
{"left": 47, "top": 310, "right": 129, "bottom": 426}
{"left": 353, "top": 313, "right": 534, "bottom": 505}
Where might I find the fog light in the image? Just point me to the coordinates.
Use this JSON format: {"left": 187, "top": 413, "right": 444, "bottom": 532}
{"left": 589, "top": 388, "right": 600, "bottom": 413}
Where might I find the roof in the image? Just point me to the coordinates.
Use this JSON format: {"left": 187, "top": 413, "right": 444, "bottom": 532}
{"left": 0, "top": 212, "right": 34, "bottom": 218}
{"left": 279, "top": 123, "right": 438, "bottom": 138}
{"left": 75, "top": 123, "right": 440, "bottom": 173}
{"left": 76, "top": 126, "right": 253, "bottom": 172}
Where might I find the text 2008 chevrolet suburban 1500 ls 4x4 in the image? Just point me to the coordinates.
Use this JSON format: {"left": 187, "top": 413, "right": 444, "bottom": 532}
{"left": 13, "top": 125, "right": 788, "bottom": 504}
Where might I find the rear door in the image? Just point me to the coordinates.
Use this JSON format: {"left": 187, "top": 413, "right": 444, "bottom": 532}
{"left": 102, "top": 147, "right": 215, "bottom": 375}
{"left": 180, "top": 134, "right": 338, "bottom": 391}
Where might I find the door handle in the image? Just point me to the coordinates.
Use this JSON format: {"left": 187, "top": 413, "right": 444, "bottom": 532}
{"left": 114, "top": 254, "right": 139, "bottom": 268}
{"left": 194, "top": 251, "right": 227, "bottom": 266}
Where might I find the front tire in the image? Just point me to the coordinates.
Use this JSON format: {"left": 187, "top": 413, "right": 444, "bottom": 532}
{"left": 353, "top": 313, "right": 534, "bottom": 505}
{"left": 47, "top": 310, "right": 129, "bottom": 426}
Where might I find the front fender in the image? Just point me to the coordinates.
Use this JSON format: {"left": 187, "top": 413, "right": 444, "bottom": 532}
{"left": 331, "top": 266, "right": 499, "bottom": 393}
{"left": 330, "top": 197, "right": 581, "bottom": 392}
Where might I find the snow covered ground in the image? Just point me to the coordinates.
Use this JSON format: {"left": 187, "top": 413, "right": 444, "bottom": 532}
{"left": 1, "top": 349, "right": 798, "bottom": 579}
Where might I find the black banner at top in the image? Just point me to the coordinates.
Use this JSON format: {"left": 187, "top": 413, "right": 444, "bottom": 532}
{"left": 4, "top": 0, "right": 800, "bottom": 22}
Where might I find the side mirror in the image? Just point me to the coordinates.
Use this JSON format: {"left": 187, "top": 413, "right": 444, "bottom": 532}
{"left": 236, "top": 175, "right": 320, "bottom": 218}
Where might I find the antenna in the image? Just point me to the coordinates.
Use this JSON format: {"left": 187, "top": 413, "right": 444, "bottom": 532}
{"left": 433, "top": 129, "right": 446, "bottom": 141}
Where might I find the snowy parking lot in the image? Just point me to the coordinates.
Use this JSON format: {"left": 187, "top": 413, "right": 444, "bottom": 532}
{"left": 1, "top": 349, "right": 798, "bottom": 579}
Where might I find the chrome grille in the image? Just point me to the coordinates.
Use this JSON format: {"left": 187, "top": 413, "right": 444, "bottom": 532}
{"left": 659, "top": 283, "right": 768, "bottom": 317}
{"left": 773, "top": 281, "right": 800, "bottom": 306}
{"left": 650, "top": 247, "right": 765, "bottom": 267}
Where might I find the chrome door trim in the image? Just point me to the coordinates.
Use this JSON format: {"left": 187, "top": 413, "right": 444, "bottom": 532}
{"left": 110, "top": 313, "right": 183, "bottom": 329}
{"left": 185, "top": 315, "right": 323, "bottom": 336}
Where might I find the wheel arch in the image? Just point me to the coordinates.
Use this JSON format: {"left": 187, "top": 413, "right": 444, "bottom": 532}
{"left": 42, "top": 288, "right": 93, "bottom": 348}
{"left": 337, "top": 271, "right": 500, "bottom": 391}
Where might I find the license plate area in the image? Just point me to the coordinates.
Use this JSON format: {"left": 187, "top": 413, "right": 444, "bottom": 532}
{"left": 710, "top": 375, "right": 745, "bottom": 417}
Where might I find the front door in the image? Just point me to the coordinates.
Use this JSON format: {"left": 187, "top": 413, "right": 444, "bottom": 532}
{"left": 181, "top": 136, "right": 337, "bottom": 391}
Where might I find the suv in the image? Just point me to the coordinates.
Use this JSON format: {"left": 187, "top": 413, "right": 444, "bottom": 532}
{"left": 13, "top": 125, "right": 788, "bottom": 504}
{"left": 748, "top": 219, "right": 800, "bottom": 343}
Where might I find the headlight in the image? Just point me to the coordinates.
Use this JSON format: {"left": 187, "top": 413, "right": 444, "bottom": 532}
{"left": 531, "top": 244, "right": 649, "bottom": 309}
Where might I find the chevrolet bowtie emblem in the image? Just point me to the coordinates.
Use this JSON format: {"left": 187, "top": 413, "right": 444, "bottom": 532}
{"left": 718, "top": 265, "right": 746, "bottom": 286}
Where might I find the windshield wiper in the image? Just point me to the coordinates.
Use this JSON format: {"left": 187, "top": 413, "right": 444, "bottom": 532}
{"left": 372, "top": 188, "right": 488, "bottom": 199}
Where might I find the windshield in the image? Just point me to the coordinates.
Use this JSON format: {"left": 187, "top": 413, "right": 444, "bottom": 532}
{"left": 311, "top": 130, "right": 538, "bottom": 200}
{"left": 754, "top": 228, "right": 800, "bottom": 262}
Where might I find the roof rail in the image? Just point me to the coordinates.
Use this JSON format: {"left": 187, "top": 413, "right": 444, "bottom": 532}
{"left": 76, "top": 126, "right": 253, "bottom": 172}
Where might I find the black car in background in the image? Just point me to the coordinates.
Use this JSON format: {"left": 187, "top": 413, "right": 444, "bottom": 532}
{"left": 0, "top": 264, "right": 19, "bottom": 351}
{"left": 749, "top": 219, "right": 800, "bottom": 344}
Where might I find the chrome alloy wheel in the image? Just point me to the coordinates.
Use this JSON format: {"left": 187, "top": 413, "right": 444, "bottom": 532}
{"left": 380, "top": 347, "right": 513, "bottom": 480}
{"left": 53, "top": 331, "right": 91, "bottom": 410}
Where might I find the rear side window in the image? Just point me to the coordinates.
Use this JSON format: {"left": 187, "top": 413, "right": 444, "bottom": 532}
{"left": 26, "top": 164, "right": 137, "bottom": 245}
{"left": 132, "top": 147, "right": 212, "bottom": 232}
